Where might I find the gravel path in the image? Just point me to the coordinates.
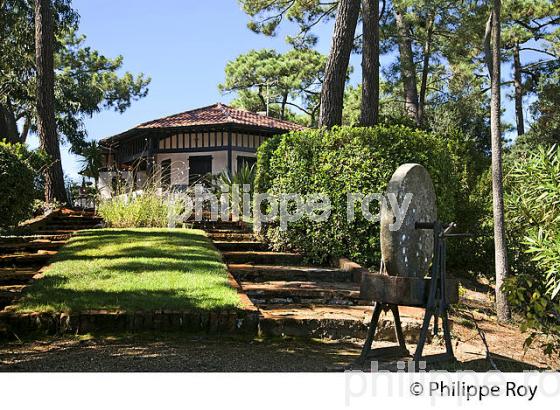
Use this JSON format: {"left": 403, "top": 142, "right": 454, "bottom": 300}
{"left": 0, "top": 328, "right": 556, "bottom": 372}
{"left": 0, "top": 335, "right": 361, "bottom": 372}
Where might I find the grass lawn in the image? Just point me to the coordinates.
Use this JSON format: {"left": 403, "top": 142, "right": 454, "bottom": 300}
{"left": 14, "top": 228, "right": 240, "bottom": 313}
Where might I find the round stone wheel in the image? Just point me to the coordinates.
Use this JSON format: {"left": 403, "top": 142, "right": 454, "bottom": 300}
{"left": 380, "top": 163, "right": 437, "bottom": 277}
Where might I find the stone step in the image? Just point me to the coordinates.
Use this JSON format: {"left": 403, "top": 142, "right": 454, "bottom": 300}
{"left": 0, "top": 234, "right": 71, "bottom": 243}
{"left": 213, "top": 241, "right": 269, "bottom": 252}
{"left": 228, "top": 264, "right": 353, "bottom": 282}
{"left": 52, "top": 214, "right": 101, "bottom": 220}
{"left": 50, "top": 216, "right": 101, "bottom": 223}
{"left": 0, "top": 240, "right": 66, "bottom": 254}
{"left": 240, "top": 280, "right": 362, "bottom": 305}
{"left": 0, "top": 284, "right": 26, "bottom": 306}
{"left": 222, "top": 251, "right": 304, "bottom": 266}
{"left": 258, "top": 304, "right": 430, "bottom": 341}
{"left": 206, "top": 230, "right": 255, "bottom": 241}
{"left": 39, "top": 224, "right": 97, "bottom": 230}
{"left": 0, "top": 251, "right": 57, "bottom": 267}
{"left": 0, "top": 268, "right": 38, "bottom": 284}
{"left": 32, "top": 230, "right": 78, "bottom": 236}
{"left": 188, "top": 220, "right": 250, "bottom": 231}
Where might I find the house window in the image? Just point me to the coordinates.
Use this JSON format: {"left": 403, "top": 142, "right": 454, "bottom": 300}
{"left": 237, "top": 156, "right": 256, "bottom": 171}
{"left": 189, "top": 155, "right": 213, "bottom": 185}
{"left": 161, "top": 159, "right": 171, "bottom": 189}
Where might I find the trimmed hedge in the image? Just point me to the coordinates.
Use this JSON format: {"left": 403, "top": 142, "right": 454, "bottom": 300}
{"left": 255, "top": 125, "right": 472, "bottom": 266}
{"left": 0, "top": 141, "right": 38, "bottom": 230}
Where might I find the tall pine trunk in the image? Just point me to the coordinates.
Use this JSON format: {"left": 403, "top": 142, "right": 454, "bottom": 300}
{"left": 319, "top": 0, "right": 361, "bottom": 128}
{"left": 35, "top": 0, "right": 66, "bottom": 204}
{"left": 418, "top": 12, "right": 434, "bottom": 125}
{"left": 394, "top": 6, "right": 419, "bottom": 124}
{"left": 489, "top": 0, "right": 511, "bottom": 322}
{"left": 513, "top": 42, "right": 525, "bottom": 136}
{"left": 360, "top": 0, "right": 379, "bottom": 126}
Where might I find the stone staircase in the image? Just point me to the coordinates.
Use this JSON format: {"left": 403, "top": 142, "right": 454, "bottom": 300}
{"left": 195, "top": 220, "right": 426, "bottom": 340}
{"left": 0, "top": 210, "right": 102, "bottom": 310}
{"left": 205, "top": 221, "right": 368, "bottom": 339}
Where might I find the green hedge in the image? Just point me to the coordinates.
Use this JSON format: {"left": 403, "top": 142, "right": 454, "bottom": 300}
{"left": 255, "top": 125, "right": 484, "bottom": 266}
{"left": 0, "top": 141, "right": 41, "bottom": 230}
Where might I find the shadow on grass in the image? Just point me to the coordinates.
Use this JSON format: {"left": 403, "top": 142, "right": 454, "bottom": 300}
{"left": 51, "top": 250, "right": 220, "bottom": 263}
{"left": 105, "top": 259, "right": 222, "bottom": 274}
{"left": 50, "top": 229, "right": 221, "bottom": 264}
{"left": 15, "top": 228, "right": 238, "bottom": 313}
{"left": 17, "top": 281, "right": 235, "bottom": 312}
{"left": 60, "top": 229, "right": 214, "bottom": 254}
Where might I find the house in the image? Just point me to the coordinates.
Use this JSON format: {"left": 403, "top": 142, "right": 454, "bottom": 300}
{"left": 98, "top": 103, "right": 304, "bottom": 198}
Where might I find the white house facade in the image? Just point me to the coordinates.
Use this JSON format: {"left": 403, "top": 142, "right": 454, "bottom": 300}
{"left": 98, "top": 103, "right": 303, "bottom": 198}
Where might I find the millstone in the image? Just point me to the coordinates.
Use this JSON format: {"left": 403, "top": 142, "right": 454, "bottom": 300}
{"left": 380, "top": 163, "right": 436, "bottom": 277}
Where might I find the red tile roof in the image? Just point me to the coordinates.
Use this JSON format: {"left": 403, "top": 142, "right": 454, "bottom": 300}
{"left": 100, "top": 103, "right": 304, "bottom": 145}
{"left": 138, "top": 103, "right": 304, "bottom": 131}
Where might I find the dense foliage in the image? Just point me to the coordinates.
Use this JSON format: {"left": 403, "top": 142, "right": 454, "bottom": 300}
{"left": 220, "top": 49, "right": 326, "bottom": 125}
{"left": 239, "top": 1, "right": 559, "bottom": 140}
{"left": 504, "top": 145, "right": 560, "bottom": 355}
{"left": 0, "top": 1, "right": 150, "bottom": 151}
{"left": 0, "top": 141, "right": 46, "bottom": 229}
{"left": 255, "top": 125, "right": 485, "bottom": 266}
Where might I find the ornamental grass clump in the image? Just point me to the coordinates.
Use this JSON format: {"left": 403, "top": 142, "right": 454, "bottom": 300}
{"left": 97, "top": 190, "right": 172, "bottom": 228}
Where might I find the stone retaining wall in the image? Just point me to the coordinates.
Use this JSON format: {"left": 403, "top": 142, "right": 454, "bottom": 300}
{"left": 0, "top": 308, "right": 259, "bottom": 337}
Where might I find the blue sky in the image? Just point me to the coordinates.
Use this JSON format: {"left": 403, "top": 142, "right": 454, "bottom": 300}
{"left": 26, "top": 0, "right": 520, "bottom": 180}
{"left": 27, "top": 0, "right": 342, "bottom": 180}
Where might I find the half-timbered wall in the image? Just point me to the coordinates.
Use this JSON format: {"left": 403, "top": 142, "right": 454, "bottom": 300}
{"left": 158, "top": 131, "right": 266, "bottom": 151}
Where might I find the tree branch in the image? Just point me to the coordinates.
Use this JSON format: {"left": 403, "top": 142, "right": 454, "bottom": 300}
{"left": 519, "top": 47, "right": 557, "bottom": 58}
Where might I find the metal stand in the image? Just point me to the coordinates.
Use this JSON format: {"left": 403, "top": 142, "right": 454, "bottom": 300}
{"left": 412, "top": 221, "right": 455, "bottom": 365}
{"left": 359, "top": 221, "right": 458, "bottom": 366}
{"left": 359, "top": 302, "right": 409, "bottom": 361}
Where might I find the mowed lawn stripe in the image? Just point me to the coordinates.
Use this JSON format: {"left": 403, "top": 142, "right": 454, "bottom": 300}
{"left": 14, "top": 228, "right": 240, "bottom": 313}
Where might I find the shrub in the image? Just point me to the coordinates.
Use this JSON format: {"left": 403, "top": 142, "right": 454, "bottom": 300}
{"left": 98, "top": 189, "right": 176, "bottom": 228}
{"left": 0, "top": 141, "right": 43, "bottom": 230}
{"left": 443, "top": 131, "right": 493, "bottom": 274}
{"left": 210, "top": 163, "right": 256, "bottom": 194}
{"left": 255, "top": 125, "right": 478, "bottom": 266}
{"left": 504, "top": 145, "right": 560, "bottom": 356}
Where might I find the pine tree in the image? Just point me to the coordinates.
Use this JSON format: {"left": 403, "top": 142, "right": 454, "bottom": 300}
{"left": 35, "top": 0, "right": 67, "bottom": 204}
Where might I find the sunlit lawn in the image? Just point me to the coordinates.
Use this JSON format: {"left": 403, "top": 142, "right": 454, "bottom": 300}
{"left": 15, "top": 228, "right": 240, "bottom": 313}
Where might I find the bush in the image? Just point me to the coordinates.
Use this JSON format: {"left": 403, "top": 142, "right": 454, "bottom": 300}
{"left": 443, "top": 131, "right": 493, "bottom": 274}
{"left": 98, "top": 189, "right": 176, "bottom": 228}
{"left": 255, "top": 125, "right": 483, "bottom": 266}
{"left": 503, "top": 145, "right": 560, "bottom": 355}
{"left": 0, "top": 141, "right": 43, "bottom": 230}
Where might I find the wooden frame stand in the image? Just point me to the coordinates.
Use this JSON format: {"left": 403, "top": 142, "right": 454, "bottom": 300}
{"left": 359, "top": 221, "right": 459, "bottom": 367}
{"left": 359, "top": 303, "right": 409, "bottom": 361}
